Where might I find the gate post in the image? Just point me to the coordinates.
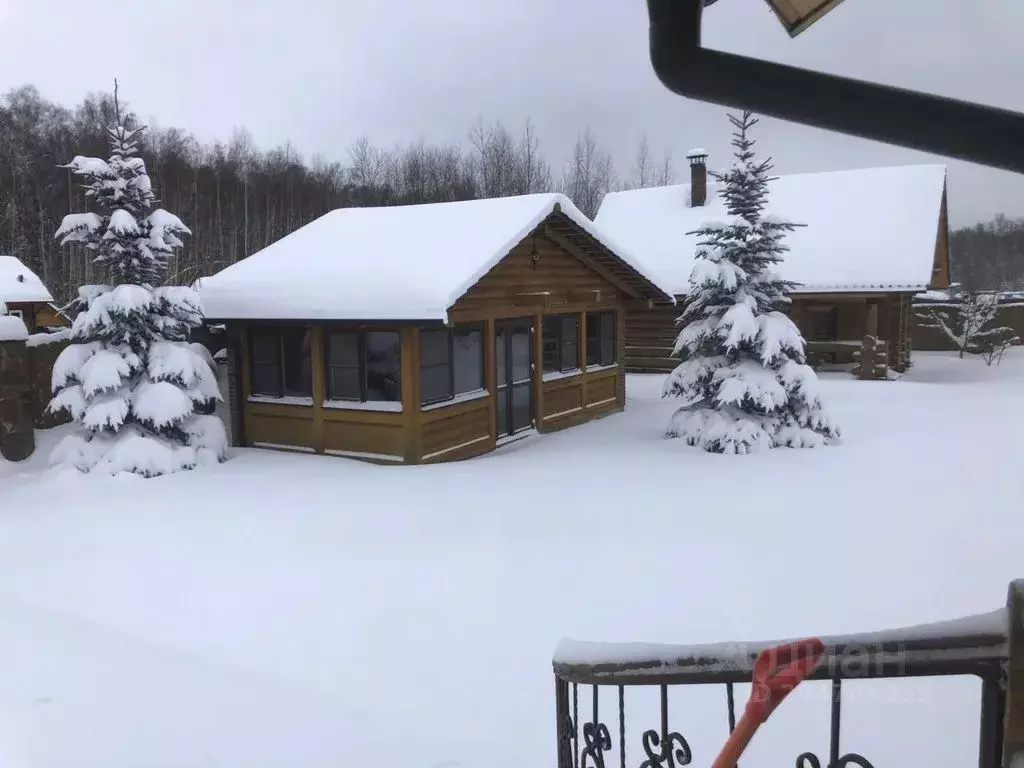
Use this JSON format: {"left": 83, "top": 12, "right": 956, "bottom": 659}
{"left": 1005, "top": 579, "right": 1024, "bottom": 767}
{"left": 0, "top": 331, "right": 36, "bottom": 462}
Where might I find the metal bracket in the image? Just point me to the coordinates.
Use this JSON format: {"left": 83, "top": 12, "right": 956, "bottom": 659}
{"left": 646, "top": 0, "right": 1024, "bottom": 173}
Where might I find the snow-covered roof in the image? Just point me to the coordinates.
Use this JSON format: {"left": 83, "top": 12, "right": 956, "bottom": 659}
{"left": 594, "top": 164, "right": 948, "bottom": 296}
{"left": 0, "top": 255, "right": 54, "bottom": 303}
{"left": 200, "top": 193, "right": 673, "bottom": 322}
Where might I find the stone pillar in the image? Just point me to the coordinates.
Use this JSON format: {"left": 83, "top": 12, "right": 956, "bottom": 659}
{"left": 0, "top": 339, "right": 36, "bottom": 461}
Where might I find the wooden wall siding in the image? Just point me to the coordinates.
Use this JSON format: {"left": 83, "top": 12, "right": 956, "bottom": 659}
{"left": 586, "top": 370, "right": 618, "bottom": 407}
{"left": 7, "top": 302, "right": 67, "bottom": 332}
{"left": 322, "top": 410, "right": 405, "bottom": 462}
{"left": 453, "top": 231, "right": 627, "bottom": 314}
{"left": 542, "top": 376, "right": 584, "bottom": 423}
{"left": 624, "top": 304, "right": 680, "bottom": 373}
{"left": 420, "top": 398, "right": 493, "bottom": 463}
{"left": 540, "top": 371, "right": 622, "bottom": 434}
{"left": 624, "top": 294, "right": 917, "bottom": 375}
{"left": 6, "top": 302, "right": 39, "bottom": 333}
{"left": 34, "top": 304, "right": 68, "bottom": 329}
{"left": 246, "top": 402, "right": 316, "bottom": 452}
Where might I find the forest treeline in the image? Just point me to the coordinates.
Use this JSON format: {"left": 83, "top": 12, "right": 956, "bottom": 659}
{"left": 950, "top": 215, "right": 1024, "bottom": 292}
{"left": 0, "top": 84, "right": 1020, "bottom": 305}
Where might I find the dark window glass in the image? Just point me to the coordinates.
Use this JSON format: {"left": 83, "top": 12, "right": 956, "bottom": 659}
{"left": 558, "top": 316, "right": 579, "bottom": 372}
{"left": 600, "top": 315, "right": 615, "bottom": 366}
{"left": 420, "top": 328, "right": 452, "bottom": 405}
{"left": 510, "top": 326, "right": 531, "bottom": 382}
{"left": 542, "top": 318, "right": 559, "bottom": 373}
{"left": 365, "top": 331, "right": 401, "bottom": 402}
{"left": 496, "top": 385, "right": 508, "bottom": 435}
{"left": 543, "top": 315, "right": 579, "bottom": 373}
{"left": 452, "top": 326, "right": 483, "bottom": 395}
{"left": 326, "top": 331, "right": 361, "bottom": 400}
{"left": 587, "top": 312, "right": 616, "bottom": 367}
{"left": 511, "top": 383, "right": 531, "bottom": 432}
{"left": 281, "top": 327, "right": 313, "bottom": 397}
{"left": 496, "top": 329, "right": 506, "bottom": 384}
{"left": 249, "top": 327, "right": 282, "bottom": 397}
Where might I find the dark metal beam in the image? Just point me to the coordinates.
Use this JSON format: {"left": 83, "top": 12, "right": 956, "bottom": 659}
{"left": 647, "top": 0, "right": 1024, "bottom": 174}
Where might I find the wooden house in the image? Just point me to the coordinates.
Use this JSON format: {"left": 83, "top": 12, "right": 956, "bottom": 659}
{"left": 593, "top": 158, "right": 951, "bottom": 374}
{"left": 0, "top": 256, "right": 67, "bottom": 332}
{"left": 200, "top": 193, "right": 673, "bottom": 464}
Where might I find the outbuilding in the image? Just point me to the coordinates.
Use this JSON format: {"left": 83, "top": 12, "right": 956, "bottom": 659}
{"left": 594, "top": 158, "right": 951, "bottom": 374}
{"left": 200, "top": 193, "right": 672, "bottom": 464}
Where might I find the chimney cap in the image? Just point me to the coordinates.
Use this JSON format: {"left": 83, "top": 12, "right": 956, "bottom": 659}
{"left": 686, "top": 148, "right": 708, "bottom": 160}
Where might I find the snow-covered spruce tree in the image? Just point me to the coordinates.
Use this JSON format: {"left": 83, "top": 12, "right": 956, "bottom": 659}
{"left": 47, "top": 85, "right": 226, "bottom": 477}
{"left": 663, "top": 111, "right": 839, "bottom": 454}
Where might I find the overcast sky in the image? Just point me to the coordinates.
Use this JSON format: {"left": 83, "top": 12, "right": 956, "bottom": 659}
{"left": 1, "top": 0, "right": 1022, "bottom": 227}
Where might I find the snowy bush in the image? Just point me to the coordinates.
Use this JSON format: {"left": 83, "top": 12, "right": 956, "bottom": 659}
{"left": 47, "top": 87, "right": 226, "bottom": 477}
{"left": 916, "top": 289, "right": 1020, "bottom": 364}
{"left": 663, "top": 112, "right": 839, "bottom": 454}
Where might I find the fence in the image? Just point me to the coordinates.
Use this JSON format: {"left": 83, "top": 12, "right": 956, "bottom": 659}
{"left": 552, "top": 578, "right": 1021, "bottom": 768}
{"left": 25, "top": 332, "right": 71, "bottom": 428}
{"left": 913, "top": 299, "right": 1024, "bottom": 352}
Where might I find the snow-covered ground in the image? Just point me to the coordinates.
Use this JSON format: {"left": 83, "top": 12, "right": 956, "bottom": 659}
{"left": 1, "top": 351, "right": 1021, "bottom": 768}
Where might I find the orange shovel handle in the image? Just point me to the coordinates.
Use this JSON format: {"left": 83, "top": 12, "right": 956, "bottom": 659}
{"left": 710, "top": 638, "right": 825, "bottom": 768}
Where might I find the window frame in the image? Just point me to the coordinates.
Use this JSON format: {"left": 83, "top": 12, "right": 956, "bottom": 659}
{"left": 323, "top": 328, "right": 403, "bottom": 404}
{"left": 323, "top": 329, "right": 363, "bottom": 402}
{"left": 248, "top": 325, "right": 313, "bottom": 400}
{"left": 542, "top": 314, "right": 580, "bottom": 375}
{"left": 419, "top": 327, "right": 454, "bottom": 407}
{"left": 419, "top": 323, "right": 486, "bottom": 408}
{"left": 586, "top": 311, "right": 617, "bottom": 368}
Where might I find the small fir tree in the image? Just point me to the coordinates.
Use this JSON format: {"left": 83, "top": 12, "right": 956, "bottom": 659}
{"left": 664, "top": 111, "right": 839, "bottom": 454}
{"left": 47, "top": 83, "right": 226, "bottom": 477}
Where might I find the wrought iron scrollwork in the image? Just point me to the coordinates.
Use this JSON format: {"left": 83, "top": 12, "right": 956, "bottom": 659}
{"left": 639, "top": 728, "right": 692, "bottom": 768}
{"left": 796, "top": 752, "right": 875, "bottom": 768}
{"left": 581, "top": 721, "right": 612, "bottom": 768}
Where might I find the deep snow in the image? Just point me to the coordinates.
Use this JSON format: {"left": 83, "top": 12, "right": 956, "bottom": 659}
{"left": 0, "top": 351, "right": 1021, "bottom": 767}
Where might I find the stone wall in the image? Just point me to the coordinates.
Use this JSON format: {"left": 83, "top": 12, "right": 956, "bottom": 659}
{"left": 0, "top": 339, "right": 36, "bottom": 461}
